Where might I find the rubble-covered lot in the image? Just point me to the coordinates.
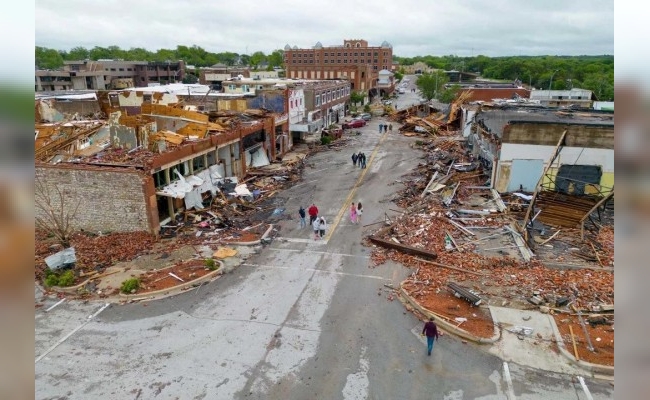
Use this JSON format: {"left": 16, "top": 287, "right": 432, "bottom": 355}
{"left": 366, "top": 130, "right": 613, "bottom": 366}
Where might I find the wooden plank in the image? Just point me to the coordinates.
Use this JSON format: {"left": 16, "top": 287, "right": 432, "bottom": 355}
{"left": 414, "top": 257, "right": 485, "bottom": 276}
{"left": 569, "top": 325, "right": 580, "bottom": 360}
{"left": 539, "top": 230, "right": 561, "bottom": 245}
{"left": 369, "top": 236, "right": 437, "bottom": 259}
{"left": 445, "top": 231, "right": 462, "bottom": 252}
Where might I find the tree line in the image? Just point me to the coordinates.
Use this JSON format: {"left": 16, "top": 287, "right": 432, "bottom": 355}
{"left": 35, "top": 45, "right": 614, "bottom": 100}
{"left": 395, "top": 54, "right": 614, "bottom": 100}
{"left": 35, "top": 45, "right": 285, "bottom": 71}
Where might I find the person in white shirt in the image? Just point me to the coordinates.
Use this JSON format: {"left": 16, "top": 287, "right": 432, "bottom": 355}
{"left": 318, "top": 216, "right": 327, "bottom": 239}
{"left": 313, "top": 217, "right": 321, "bottom": 240}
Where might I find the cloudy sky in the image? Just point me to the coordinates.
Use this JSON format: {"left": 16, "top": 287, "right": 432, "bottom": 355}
{"left": 34, "top": 0, "right": 613, "bottom": 58}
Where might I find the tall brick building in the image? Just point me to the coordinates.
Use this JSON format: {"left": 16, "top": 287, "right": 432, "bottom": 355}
{"left": 283, "top": 39, "right": 393, "bottom": 98}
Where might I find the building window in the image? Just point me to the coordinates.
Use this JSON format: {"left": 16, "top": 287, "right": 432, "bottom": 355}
{"left": 153, "top": 170, "right": 167, "bottom": 188}
{"left": 354, "top": 52, "right": 358, "bottom": 56}
{"left": 229, "top": 84, "right": 236, "bottom": 90}
{"left": 127, "top": 68, "right": 132, "bottom": 71}
{"left": 292, "top": 60, "right": 296, "bottom": 64}
{"left": 343, "top": 52, "right": 347, "bottom": 56}
{"left": 324, "top": 52, "right": 328, "bottom": 56}
{"left": 310, "top": 60, "right": 313, "bottom": 64}
{"left": 383, "top": 52, "right": 387, "bottom": 56}
{"left": 356, "top": 43, "right": 361, "bottom": 48}
{"left": 242, "top": 85, "right": 250, "bottom": 92}
{"left": 344, "top": 59, "right": 348, "bottom": 64}
{"left": 315, "top": 95, "right": 320, "bottom": 106}
{"left": 374, "top": 52, "right": 378, "bottom": 56}
{"left": 110, "top": 68, "right": 116, "bottom": 71}
{"left": 373, "top": 65, "right": 378, "bottom": 70}
{"left": 324, "top": 60, "right": 328, "bottom": 64}
{"left": 192, "top": 155, "right": 206, "bottom": 173}
{"left": 119, "top": 68, "right": 124, "bottom": 71}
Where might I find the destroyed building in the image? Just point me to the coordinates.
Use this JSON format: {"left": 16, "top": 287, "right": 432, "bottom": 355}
{"left": 35, "top": 84, "right": 292, "bottom": 235}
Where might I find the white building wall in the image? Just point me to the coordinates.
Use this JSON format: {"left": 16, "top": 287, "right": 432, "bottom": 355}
{"left": 500, "top": 143, "right": 614, "bottom": 172}
{"left": 288, "top": 89, "right": 305, "bottom": 124}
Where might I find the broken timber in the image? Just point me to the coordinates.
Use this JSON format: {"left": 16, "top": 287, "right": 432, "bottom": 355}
{"left": 447, "top": 282, "right": 482, "bottom": 306}
{"left": 369, "top": 236, "right": 437, "bottom": 259}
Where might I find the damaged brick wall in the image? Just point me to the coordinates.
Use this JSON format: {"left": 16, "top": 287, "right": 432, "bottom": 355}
{"left": 36, "top": 165, "right": 150, "bottom": 233}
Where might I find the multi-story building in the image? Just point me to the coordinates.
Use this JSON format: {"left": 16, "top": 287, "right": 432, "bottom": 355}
{"left": 35, "top": 60, "right": 186, "bottom": 92}
{"left": 283, "top": 39, "right": 393, "bottom": 98}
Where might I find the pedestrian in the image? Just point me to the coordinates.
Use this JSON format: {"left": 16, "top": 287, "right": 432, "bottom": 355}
{"left": 312, "top": 216, "right": 321, "bottom": 240}
{"left": 379, "top": 123, "right": 383, "bottom": 133}
{"left": 422, "top": 317, "right": 440, "bottom": 356}
{"left": 350, "top": 202, "right": 358, "bottom": 224}
{"left": 357, "top": 151, "right": 363, "bottom": 168}
{"left": 389, "top": 124, "right": 393, "bottom": 132}
{"left": 356, "top": 202, "right": 363, "bottom": 224}
{"left": 361, "top": 153, "right": 367, "bottom": 169}
{"left": 308, "top": 203, "right": 319, "bottom": 226}
{"left": 298, "top": 206, "right": 306, "bottom": 228}
{"left": 318, "top": 216, "right": 327, "bottom": 238}
{"left": 352, "top": 152, "right": 358, "bottom": 167}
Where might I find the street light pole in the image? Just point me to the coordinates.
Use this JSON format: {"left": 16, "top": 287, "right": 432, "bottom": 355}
{"left": 548, "top": 69, "right": 559, "bottom": 102}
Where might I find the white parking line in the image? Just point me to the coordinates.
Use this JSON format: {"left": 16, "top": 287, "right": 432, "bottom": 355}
{"left": 267, "top": 247, "right": 369, "bottom": 258}
{"left": 45, "top": 298, "right": 66, "bottom": 312}
{"left": 577, "top": 376, "right": 594, "bottom": 400}
{"left": 242, "top": 263, "right": 386, "bottom": 280}
{"left": 35, "top": 303, "right": 111, "bottom": 364}
{"left": 274, "top": 237, "right": 327, "bottom": 244}
{"left": 503, "top": 362, "right": 517, "bottom": 400}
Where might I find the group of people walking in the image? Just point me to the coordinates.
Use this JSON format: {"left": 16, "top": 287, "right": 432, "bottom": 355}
{"left": 378, "top": 123, "right": 392, "bottom": 133}
{"left": 349, "top": 202, "right": 363, "bottom": 225}
{"left": 298, "top": 203, "right": 327, "bottom": 240}
{"left": 351, "top": 152, "right": 367, "bottom": 168}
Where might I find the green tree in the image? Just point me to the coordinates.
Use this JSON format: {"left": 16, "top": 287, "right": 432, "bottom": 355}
{"left": 249, "top": 51, "right": 267, "bottom": 70}
{"left": 350, "top": 91, "right": 365, "bottom": 106}
{"left": 35, "top": 46, "right": 64, "bottom": 69}
{"left": 439, "top": 84, "right": 461, "bottom": 103}
{"left": 393, "top": 71, "right": 404, "bottom": 82}
{"left": 268, "top": 50, "right": 284, "bottom": 68}
{"left": 415, "top": 71, "right": 448, "bottom": 101}
{"left": 67, "top": 46, "right": 90, "bottom": 60}
{"left": 239, "top": 54, "right": 251, "bottom": 66}
{"left": 89, "top": 46, "right": 112, "bottom": 60}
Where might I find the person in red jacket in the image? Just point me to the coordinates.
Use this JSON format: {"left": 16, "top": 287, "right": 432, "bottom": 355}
{"left": 308, "top": 203, "right": 319, "bottom": 226}
{"left": 422, "top": 317, "right": 440, "bottom": 356}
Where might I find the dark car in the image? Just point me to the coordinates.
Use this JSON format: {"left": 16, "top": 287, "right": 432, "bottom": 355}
{"left": 343, "top": 119, "right": 366, "bottom": 129}
{"left": 359, "top": 113, "right": 372, "bottom": 121}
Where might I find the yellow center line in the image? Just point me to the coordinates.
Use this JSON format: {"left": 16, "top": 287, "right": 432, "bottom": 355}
{"left": 324, "top": 128, "right": 391, "bottom": 241}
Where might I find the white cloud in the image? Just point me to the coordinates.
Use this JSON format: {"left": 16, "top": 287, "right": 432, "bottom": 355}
{"left": 35, "top": 0, "right": 613, "bottom": 57}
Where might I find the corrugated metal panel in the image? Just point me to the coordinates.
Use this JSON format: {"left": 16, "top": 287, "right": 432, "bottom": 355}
{"left": 507, "top": 159, "right": 544, "bottom": 192}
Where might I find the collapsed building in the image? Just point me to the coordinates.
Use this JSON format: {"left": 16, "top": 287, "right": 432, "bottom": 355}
{"left": 35, "top": 85, "right": 294, "bottom": 235}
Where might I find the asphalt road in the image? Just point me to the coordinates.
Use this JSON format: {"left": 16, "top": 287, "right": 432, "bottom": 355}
{"left": 35, "top": 92, "right": 613, "bottom": 399}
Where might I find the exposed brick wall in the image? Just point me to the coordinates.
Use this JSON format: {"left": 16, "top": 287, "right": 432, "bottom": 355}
{"left": 36, "top": 165, "right": 150, "bottom": 233}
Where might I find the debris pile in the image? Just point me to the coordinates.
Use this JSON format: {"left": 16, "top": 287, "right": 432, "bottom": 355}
{"left": 367, "top": 129, "right": 614, "bottom": 348}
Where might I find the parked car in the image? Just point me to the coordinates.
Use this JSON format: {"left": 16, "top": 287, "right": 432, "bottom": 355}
{"left": 382, "top": 100, "right": 392, "bottom": 105}
{"left": 359, "top": 113, "right": 372, "bottom": 121}
{"left": 343, "top": 119, "right": 366, "bottom": 129}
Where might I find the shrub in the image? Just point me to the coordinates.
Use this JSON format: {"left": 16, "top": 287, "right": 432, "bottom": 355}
{"left": 121, "top": 278, "right": 140, "bottom": 294}
{"left": 415, "top": 140, "right": 424, "bottom": 146}
{"left": 321, "top": 136, "right": 332, "bottom": 145}
{"left": 363, "top": 104, "right": 371, "bottom": 113}
{"left": 205, "top": 258, "right": 217, "bottom": 270}
{"left": 44, "top": 274, "right": 59, "bottom": 287}
{"left": 57, "top": 270, "right": 76, "bottom": 287}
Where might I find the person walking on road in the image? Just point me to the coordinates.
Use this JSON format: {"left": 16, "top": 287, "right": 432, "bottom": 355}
{"left": 312, "top": 217, "right": 321, "bottom": 240}
{"left": 308, "top": 203, "right": 319, "bottom": 226}
{"left": 298, "top": 206, "right": 306, "bottom": 228}
{"left": 356, "top": 202, "right": 363, "bottom": 224}
{"left": 389, "top": 123, "right": 393, "bottom": 132}
{"left": 378, "top": 123, "right": 383, "bottom": 133}
{"left": 318, "top": 216, "right": 327, "bottom": 239}
{"left": 357, "top": 152, "right": 363, "bottom": 168}
{"left": 422, "top": 317, "right": 440, "bottom": 356}
{"left": 350, "top": 202, "right": 358, "bottom": 224}
{"left": 352, "top": 152, "right": 358, "bottom": 167}
{"left": 360, "top": 153, "right": 367, "bottom": 169}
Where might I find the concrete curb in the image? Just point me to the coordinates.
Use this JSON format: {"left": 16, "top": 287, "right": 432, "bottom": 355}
{"left": 547, "top": 314, "right": 615, "bottom": 376}
{"left": 399, "top": 284, "right": 501, "bottom": 344}
{"left": 118, "top": 259, "right": 225, "bottom": 302}
{"left": 222, "top": 224, "right": 274, "bottom": 246}
{"left": 45, "top": 267, "right": 127, "bottom": 294}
